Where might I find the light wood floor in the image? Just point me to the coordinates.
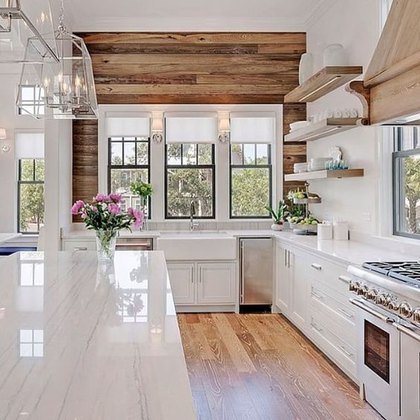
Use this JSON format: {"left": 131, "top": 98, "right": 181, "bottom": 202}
{"left": 177, "top": 313, "right": 381, "bottom": 420}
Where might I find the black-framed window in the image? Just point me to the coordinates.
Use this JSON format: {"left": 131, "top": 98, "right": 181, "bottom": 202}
{"left": 165, "top": 143, "right": 215, "bottom": 219}
{"left": 393, "top": 127, "right": 420, "bottom": 239}
{"left": 230, "top": 143, "right": 272, "bottom": 218}
{"left": 108, "top": 136, "right": 150, "bottom": 212}
{"left": 18, "top": 159, "right": 45, "bottom": 234}
{"left": 17, "top": 85, "right": 45, "bottom": 116}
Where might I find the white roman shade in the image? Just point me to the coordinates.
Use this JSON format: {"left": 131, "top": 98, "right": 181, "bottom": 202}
{"left": 165, "top": 113, "right": 217, "bottom": 143}
{"left": 106, "top": 117, "right": 150, "bottom": 137}
{"left": 231, "top": 113, "right": 276, "bottom": 144}
{"left": 15, "top": 132, "right": 44, "bottom": 159}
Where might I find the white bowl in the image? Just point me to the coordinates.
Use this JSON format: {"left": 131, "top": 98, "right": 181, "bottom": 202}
{"left": 290, "top": 121, "right": 309, "bottom": 132}
{"left": 294, "top": 162, "right": 308, "bottom": 173}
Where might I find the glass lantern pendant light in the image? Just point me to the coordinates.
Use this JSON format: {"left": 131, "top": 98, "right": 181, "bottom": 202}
{"left": 0, "top": 0, "right": 58, "bottom": 63}
{"left": 17, "top": 0, "right": 98, "bottom": 119}
{"left": 41, "top": 0, "right": 98, "bottom": 119}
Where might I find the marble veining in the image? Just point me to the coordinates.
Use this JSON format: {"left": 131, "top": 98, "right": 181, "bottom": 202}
{"left": 0, "top": 251, "right": 196, "bottom": 420}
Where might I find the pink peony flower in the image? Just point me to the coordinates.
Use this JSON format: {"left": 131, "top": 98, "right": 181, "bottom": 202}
{"left": 108, "top": 203, "right": 121, "bottom": 215}
{"left": 128, "top": 207, "right": 144, "bottom": 228}
{"left": 95, "top": 193, "right": 109, "bottom": 203}
{"left": 71, "top": 200, "right": 85, "bottom": 215}
{"left": 109, "top": 193, "right": 122, "bottom": 203}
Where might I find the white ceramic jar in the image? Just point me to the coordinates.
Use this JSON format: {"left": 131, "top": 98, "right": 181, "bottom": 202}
{"left": 317, "top": 223, "right": 333, "bottom": 240}
{"left": 299, "top": 53, "right": 314, "bottom": 84}
{"left": 333, "top": 221, "right": 349, "bottom": 240}
{"left": 323, "top": 44, "right": 347, "bottom": 66}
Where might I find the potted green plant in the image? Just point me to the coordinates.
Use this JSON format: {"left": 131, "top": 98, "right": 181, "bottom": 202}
{"left": 266, "top": 200, "right": 288, "bottom": 231}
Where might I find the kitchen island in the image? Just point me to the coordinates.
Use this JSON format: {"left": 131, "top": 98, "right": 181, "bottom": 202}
{"left": 0, "top": 251, "right": 196, "bottom": 420}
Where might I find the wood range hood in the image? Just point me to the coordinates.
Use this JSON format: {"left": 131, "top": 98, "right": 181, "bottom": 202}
{"left": 364, "top": 0, "right": 420, "bottom": 125}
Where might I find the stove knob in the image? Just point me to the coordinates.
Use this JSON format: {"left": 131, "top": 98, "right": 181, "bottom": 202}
{"left": 413, "top": 308, "right": 420, "bottom": 323}
{"left": 388, "top": 300, "right": 400, "bottom": 312}
{"left": 376, "top": 293, "right": 388, "bottom": 306}
{"left": 349, "top": 281, "right": 360, "bottom": 292}
{"left": 357, "top": 285, "right": 369, "bottom": 296}
{"left": 399, "top": 302, "right": 413, "bottom": 319}
{"left": 367, "top": 288, "right": 378, "bottom": 301}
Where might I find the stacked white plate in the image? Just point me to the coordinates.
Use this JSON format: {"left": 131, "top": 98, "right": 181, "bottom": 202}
{"left": 290, "top": 121, "right": 310, "bottom": 132}
{"left": 309, "top": 157, "right": 332, "bottom": 171}
{"left": 294, "top": 162, "right": 308, "bottom": 173}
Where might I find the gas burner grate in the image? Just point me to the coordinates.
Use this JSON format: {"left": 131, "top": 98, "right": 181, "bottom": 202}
{"left": 363, "top": 261, "right": 420, "bottom": 286}
{"left": 362, "top": 261, "right": 418, "bottom": 275}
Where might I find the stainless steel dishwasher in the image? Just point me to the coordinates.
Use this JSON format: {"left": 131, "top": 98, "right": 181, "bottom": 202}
{"left": 239, "top": 237, "right": 273, "bottom": 306}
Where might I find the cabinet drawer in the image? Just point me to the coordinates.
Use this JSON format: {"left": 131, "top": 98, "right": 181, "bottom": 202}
{"left": 310, "top": 282, "right": 355, "bottom": 328}
{"left": 307, "top": 256, "right": 351, "bottom": 297}
{"left": 309, "top": 309, "right": 357, "bottom": 380}
{"left": 62, "top": 240, "right": 96, "bottom": 251}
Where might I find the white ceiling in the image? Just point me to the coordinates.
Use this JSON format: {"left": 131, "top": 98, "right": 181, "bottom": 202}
{"left": 67, "top": 0, "right": 330, "bottom": 32}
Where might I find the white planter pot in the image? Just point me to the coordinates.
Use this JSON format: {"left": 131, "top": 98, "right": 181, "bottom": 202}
{"left": 299, "top": 53, "right": 314, "bottom": 84}
{"left": 271, "top": 223, "right": 284, "bottom": 231}
{"left": 323, "top": 44, "right": 347, "bottom": 66}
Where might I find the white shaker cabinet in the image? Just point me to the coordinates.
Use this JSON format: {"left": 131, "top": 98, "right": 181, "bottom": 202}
{"left": 275, "top": 241, "right": 310, "bottom": 332}
{"left": 197, "top": 263, "right": 236, "bottom": 305}
{"left": 289, "top": 247, "right": 310, "bottom": 332}
{"left": 166, "top": 261, "right": 236, "bottom": 311}
{"left": 166, "top": 263, "right": 195, "bottom": 305}
{"left": 275, "top": 242, "right": 292, "bottom": 315}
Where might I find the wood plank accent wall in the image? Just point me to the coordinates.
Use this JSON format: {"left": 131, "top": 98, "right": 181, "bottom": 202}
{"left": 72, "top": 32, "right": 307, "bottom": 205}
{"left": 72, "top": 120, "right": 99, "bottom": 219}
{"left": 78, "top": 32, "right": 305, "bottom": 104}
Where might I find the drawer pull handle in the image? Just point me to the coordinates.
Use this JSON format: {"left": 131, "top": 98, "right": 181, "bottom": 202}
{"left": 311, "top": 263, "right": 322, "bottom": 271}
{"left": 311, "top": 322, "right": 323, "bottom": 332}
{"left": 311, "top": 290, "right": 324, "bottom": 300}
{"left": 337, "top": 308, "right": 353, "bottom": 319}
{"left": 339, "top": 345, "right": 353, "bottom": 357}
{"left": 338, "top": 275, "right": 351, "bottom": 284}
{"left": 74, "top": 247, "right": 88, "bottom": 251}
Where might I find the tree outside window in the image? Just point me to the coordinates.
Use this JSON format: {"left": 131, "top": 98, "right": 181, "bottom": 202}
{"left": 18, "top": 159, "right": 45, "bottom": 233}
{"left": 165, "top": 144, "right": 215, "bottom": 218}
{"left": 393, "top": 127, "right": 420, "bottom": 238}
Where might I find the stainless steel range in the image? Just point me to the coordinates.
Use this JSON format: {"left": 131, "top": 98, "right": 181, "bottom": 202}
{"left": 348, "top": 261, "right": 420, "bottom": 420}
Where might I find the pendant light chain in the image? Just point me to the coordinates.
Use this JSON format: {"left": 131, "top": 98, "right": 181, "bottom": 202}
{"left": 58, "top": 0, "right": 66, "bottom": 33}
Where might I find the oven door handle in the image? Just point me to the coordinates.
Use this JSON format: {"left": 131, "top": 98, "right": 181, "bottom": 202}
{"left": 394, "top": 323, "right": 420, "bottom": 343}
{"left": 350, "top": 298, "right": 395, "bottom": 323}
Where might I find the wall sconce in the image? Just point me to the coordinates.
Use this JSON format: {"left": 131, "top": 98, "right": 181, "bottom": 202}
{"left": 218, "top": 112, "right": 230, "bottom": 143}
{"left": 0, "top": 128, "right": 10, "bottom": 153}
{"left": 151, "top": 112, "right": 163, "bottom": 143}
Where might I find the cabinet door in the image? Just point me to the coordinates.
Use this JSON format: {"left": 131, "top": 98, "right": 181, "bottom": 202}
{"left": 275, "top": 243, "right": 290, "bottom": 314}
{"left": 289, "top": 248, "right": 309, "bottom": 331}
{"left": 197, "top": 263, "right": 236, "bottom": 305}
{"left": 401, "top": 331, "right": 420, "bottom": 420}
{"left": 166, "top": 263, "right": 195, "bottom": 305}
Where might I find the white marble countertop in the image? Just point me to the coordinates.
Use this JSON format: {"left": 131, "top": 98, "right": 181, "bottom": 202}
{"left": 0, "top": 251, "right": 196, "bottom": 420}
{"left": 268, "top": 231, "right": 420, "bottom": 266}
{"left": 63, "top": 229, "right": 161, "bottom": 239}
{"left": 61, "top": 227, "right": 420, "bottom": 266}
{"left": 0, "top": 233, "right": 21, "bottom": 245}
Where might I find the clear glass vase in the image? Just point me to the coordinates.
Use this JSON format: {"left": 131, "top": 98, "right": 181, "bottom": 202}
{"left": 140, "top": 196, "right": 148, "bottom": 231}
{"left": 95, "top": 229, "right": 117, "bottom": 261}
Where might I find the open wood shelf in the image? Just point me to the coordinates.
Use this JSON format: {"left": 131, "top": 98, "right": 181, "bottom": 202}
{"left": 284, "top": 117, "right": 368, "bottom": 143}
{"left": 284, "top": 66, "right": 363, "bottom": 103}
{"left": 285, "top": 169, "right": 364, "bottom": 182}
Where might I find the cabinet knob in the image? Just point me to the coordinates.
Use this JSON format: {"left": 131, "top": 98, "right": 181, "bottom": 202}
{"left": 311, "top": 263, "right": 322, "bottom": 271}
